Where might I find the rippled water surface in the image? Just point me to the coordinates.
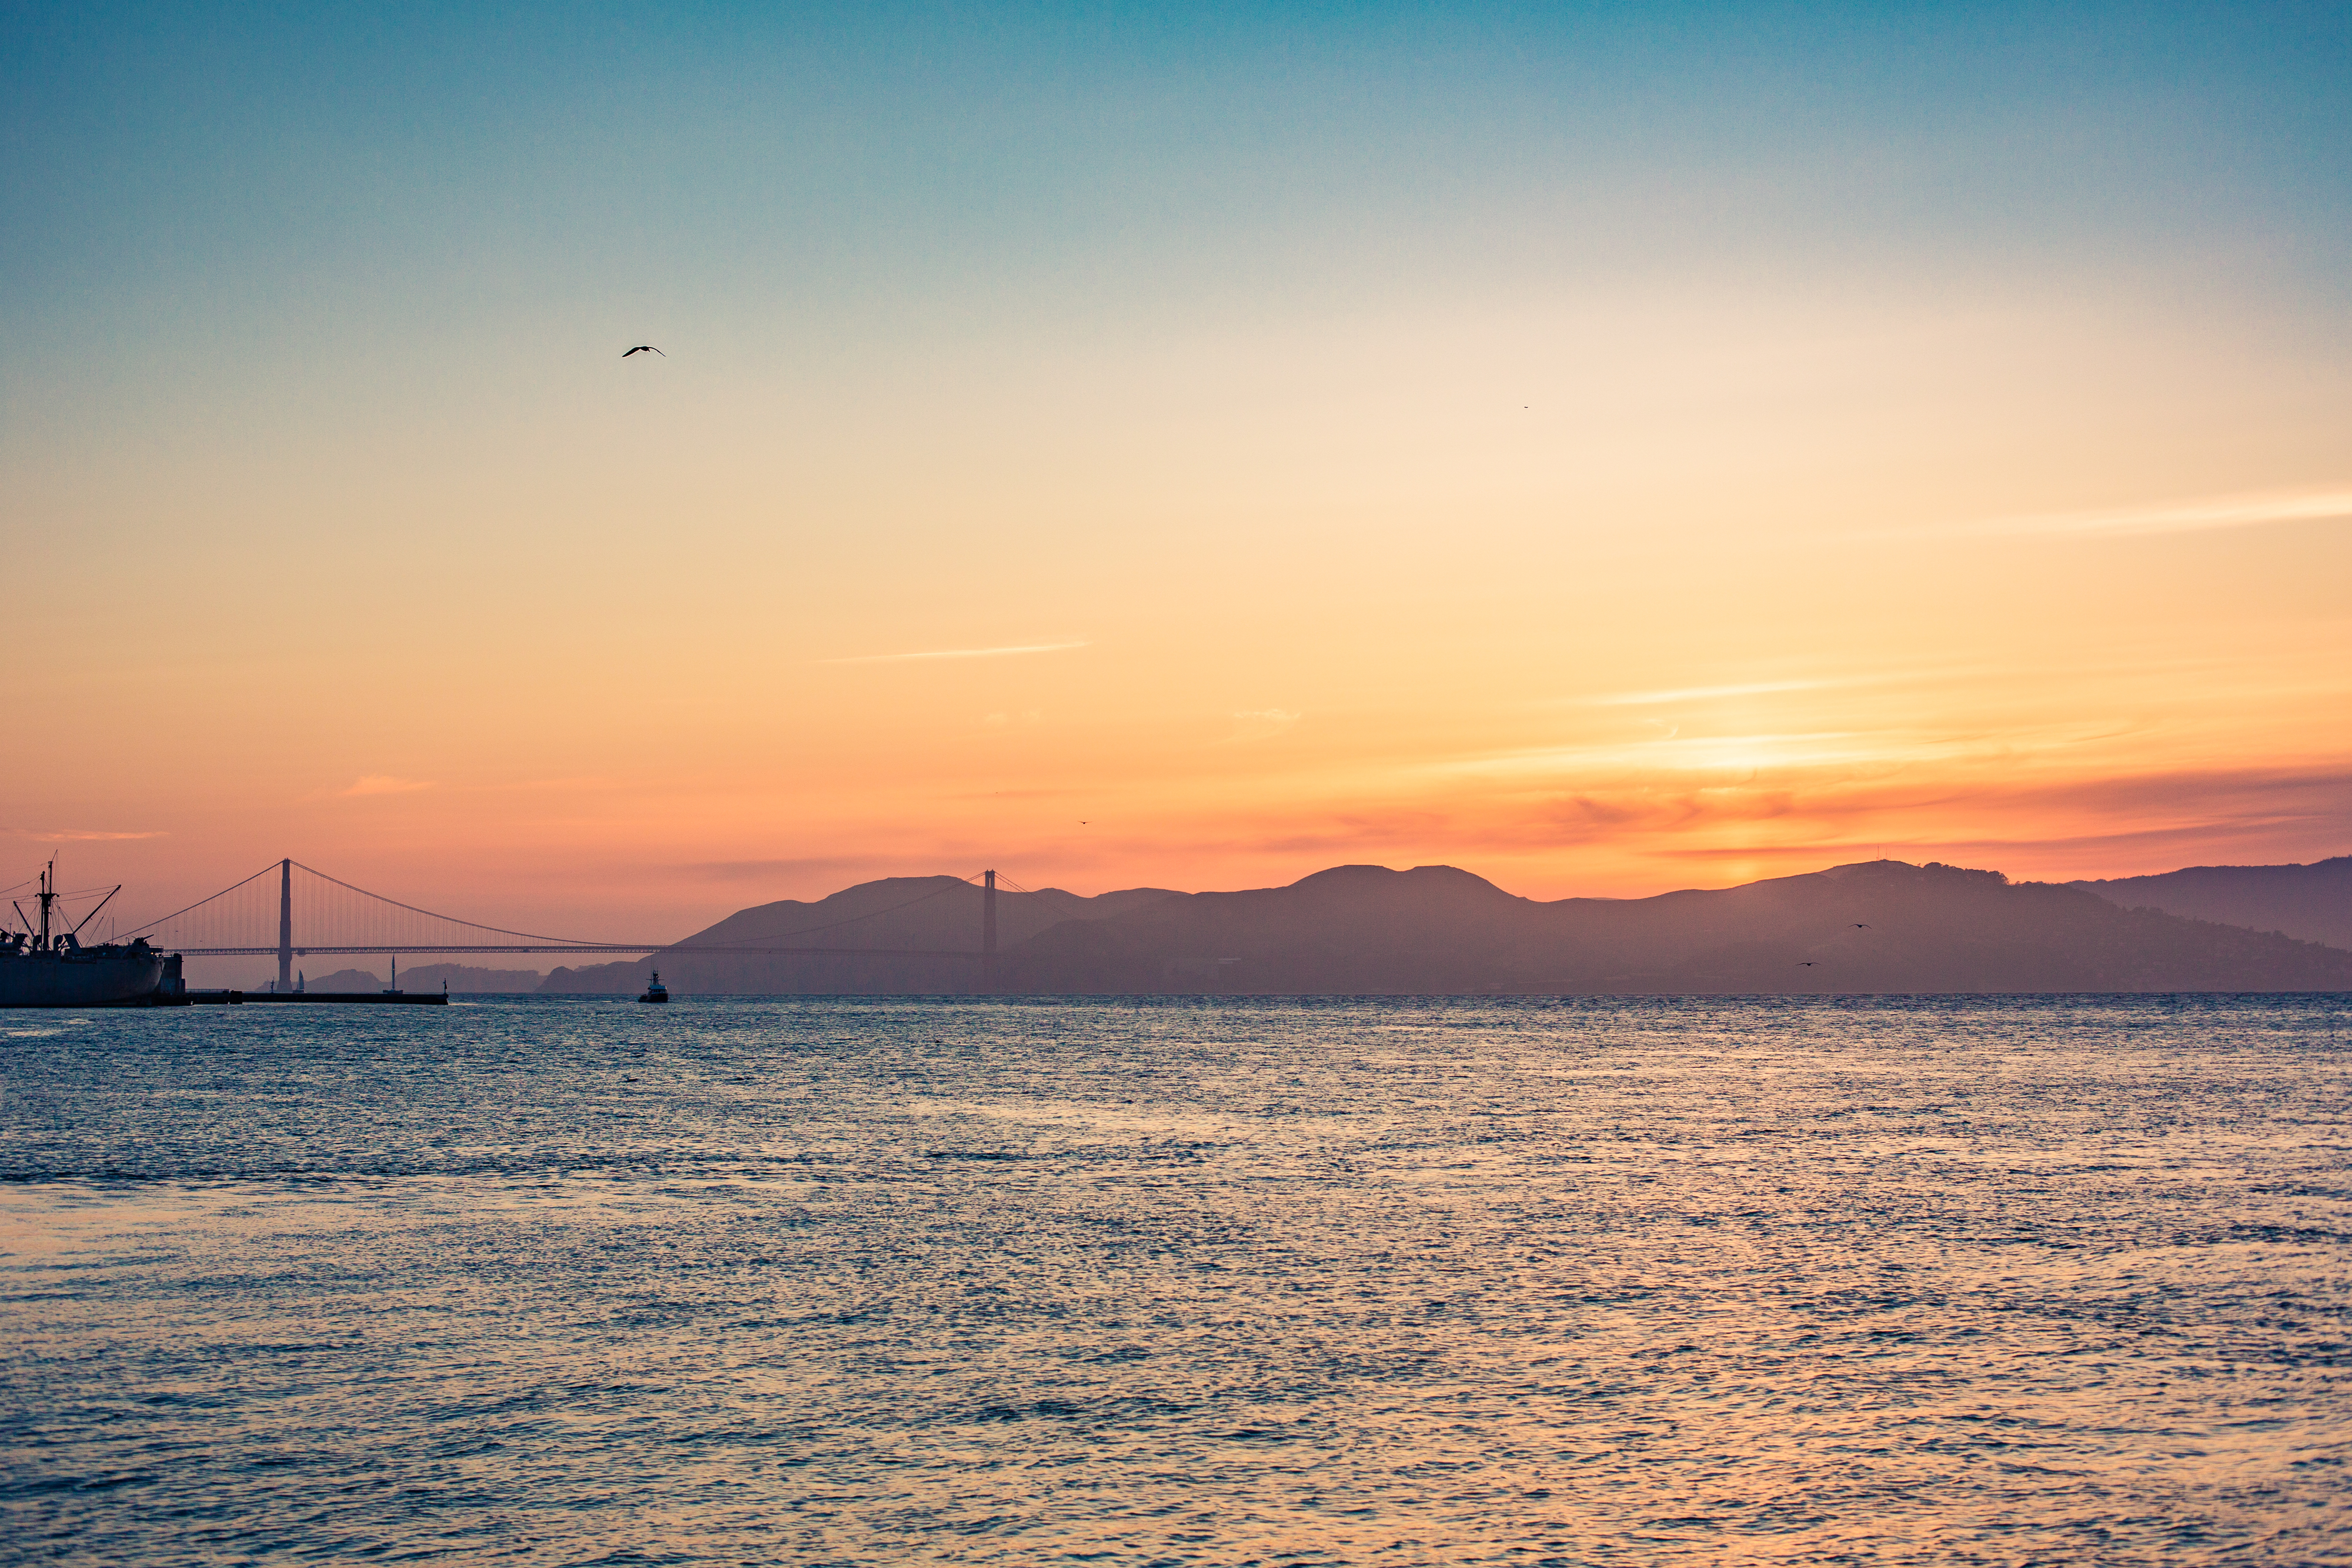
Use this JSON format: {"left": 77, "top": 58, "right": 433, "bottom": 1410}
{"left": 4, "top": 995, "right": 2349, "bottom": 1566}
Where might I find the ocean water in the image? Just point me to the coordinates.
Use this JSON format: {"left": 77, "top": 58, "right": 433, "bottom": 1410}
{"left": 2, "top": 995, "right": 2348, "bottom": 1567}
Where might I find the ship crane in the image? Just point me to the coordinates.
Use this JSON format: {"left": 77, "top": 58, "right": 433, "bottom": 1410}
{"left": 1, "top": 860, "right": 166, "bottom": 1007}
{"left": 9, "top": 863, "right": 121, "bottom": 952}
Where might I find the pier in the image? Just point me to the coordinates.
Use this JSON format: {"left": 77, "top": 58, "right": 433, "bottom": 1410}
{"left": 178, "top": 989, "right": 449, "bottom": 1006}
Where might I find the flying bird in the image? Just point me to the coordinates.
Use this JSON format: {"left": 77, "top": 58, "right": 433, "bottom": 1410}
{"left": 1853, "top": 923, "right": 1870, "bottom": 928}
{"left": 622, "top": 346, "right": 664, "bottom": 357}
{"left": 1797, "top": 961, "right": 1818, "bottom": 967}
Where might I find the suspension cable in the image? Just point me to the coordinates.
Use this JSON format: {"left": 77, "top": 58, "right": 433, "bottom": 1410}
{"left": 290, "top": 861, "right": 630, "bottom": 947}
{"left": 119, "top": 861, "right": 282, "bottom": 937}
{"left": 116, "top": 862, "right": 1025, "bottom": 951}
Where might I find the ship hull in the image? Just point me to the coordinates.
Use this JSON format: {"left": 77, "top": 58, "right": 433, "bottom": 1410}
{"left": 0, "top": 950, "right": 167, "bottom": 1007}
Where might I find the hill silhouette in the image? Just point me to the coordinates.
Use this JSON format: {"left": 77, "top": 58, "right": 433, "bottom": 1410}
{"left": 995, "top": 859, "right": 2352, "bottom": 994}
{"left": 2071, "top": 855, "right": 2352, "bottom": 948}
{"left": 302, "top": 962, "right": 544, "bottom": 994}
{"left": 544, "top": 859, "right": 2352, "bottom": 995}
{"left": 541, "top": 876, "right": 1179, "bottom": 994}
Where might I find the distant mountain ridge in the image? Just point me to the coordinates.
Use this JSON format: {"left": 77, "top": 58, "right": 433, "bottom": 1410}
{"left": 546, "top": 858, "right": 2352, "bottom": 996}
{"left": 303, "top": 962, "right": 546, "bottom": 993}
{"left": 996, "top": 860, "right": 2351, "bottom": 994}
{"left": 542, "top": 876, "right": 1181, "bottom": 994}
{"left": 2071, "top": 855, "right": 2352, "bottom": 948}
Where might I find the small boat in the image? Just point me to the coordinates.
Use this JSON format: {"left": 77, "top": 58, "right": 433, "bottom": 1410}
{"left": 637, "top": 970, "right": 669, "bottom": 1004}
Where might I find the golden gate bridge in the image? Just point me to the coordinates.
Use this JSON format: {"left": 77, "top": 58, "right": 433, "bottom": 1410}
{"left": 118, "top": 860, "right": 1011, "bottom": 991}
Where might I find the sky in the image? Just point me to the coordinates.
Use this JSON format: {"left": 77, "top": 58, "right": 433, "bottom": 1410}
{"left": 5, "top": 1, "right": 2349, "bottom": 940}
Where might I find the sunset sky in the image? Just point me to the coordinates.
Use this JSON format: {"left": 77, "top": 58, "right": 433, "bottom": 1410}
{"left": 6, "top": 2, "right": 2348, "bottom": 938}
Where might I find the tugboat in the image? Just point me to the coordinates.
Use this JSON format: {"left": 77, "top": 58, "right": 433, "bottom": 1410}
{"left": 1, "top": 861, "right": 170, "bottom": 1008}
{"left": 637, "top": 969, "right": 669, "bottom": 1004}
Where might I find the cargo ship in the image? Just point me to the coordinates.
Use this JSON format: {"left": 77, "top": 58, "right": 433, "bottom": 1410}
{"left": 0, "top": 862, "right": 175, "bottom": 1007}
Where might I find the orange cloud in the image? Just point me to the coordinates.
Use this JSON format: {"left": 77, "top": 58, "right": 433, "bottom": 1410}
{"left": 342, "top": 777, "right": 435, "bottom": 797}
{"left": 6, "top": 827, "right": 169, "bottom": 841}
{"left": 1899, "top": 484, "right": 2352, "bottom": 541}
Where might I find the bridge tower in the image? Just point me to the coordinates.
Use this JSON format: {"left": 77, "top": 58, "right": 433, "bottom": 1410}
{"left": 277, "top": 858, "right": 293, "bottom": 992}
{"left": 982, "top": 870, "right": 997, "bottom": 993}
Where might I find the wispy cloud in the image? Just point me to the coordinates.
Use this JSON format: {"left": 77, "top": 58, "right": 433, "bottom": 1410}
{"left": 342, "top": 775, "right": 435, "bottom": 796}
{"left": 1596, "top": 680, "right": 1826, "bottom": 706}
{"left": 5, "top": 827, "right": 167, "bottom": 841}
{"left": 1230, "top": 708, "right": 1302, "bottom": 741}
{"left": 1906, "top": 486, "right": 2352, "bottom": 541}
{"left": 1525, "top": 764, "right": 2352, "bottom": 870}
{"left": 824, "top": 641, "right": 1089, "bottom": 665}
{"left": 1451, "top": 730, "right": 1888, "bottom": 780}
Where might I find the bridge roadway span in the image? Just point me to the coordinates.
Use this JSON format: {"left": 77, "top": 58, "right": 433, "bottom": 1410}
{"left": 121, "top": 860, "right": 1013, "bottom": 986}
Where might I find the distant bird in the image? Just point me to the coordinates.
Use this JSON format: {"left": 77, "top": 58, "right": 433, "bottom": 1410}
{"left": 1797, "top": 961, "right": 1818, "bottom": 967}
{"left": 1852, "top": 923, "right": 1870, "bottom": 928}
{"left": 622, "top": 345, "right": 664, "bottom": 357}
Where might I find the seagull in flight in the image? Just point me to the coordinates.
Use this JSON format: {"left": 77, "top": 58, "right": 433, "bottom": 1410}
{"left": 622, "top": 345, "right": 664, "bottom": 357}
{"left": 1852, "top": 923, "right": 1870, "bottom": 928}
{"left": 1796, "top": 961, "right": 1818, "bottom": 967}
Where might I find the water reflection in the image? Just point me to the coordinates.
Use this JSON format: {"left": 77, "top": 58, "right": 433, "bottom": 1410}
{"left": 2, "top": 995, "right": 2347, "bottom": 1563}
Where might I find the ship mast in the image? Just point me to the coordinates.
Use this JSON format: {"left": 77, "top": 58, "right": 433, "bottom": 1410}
{"left": 38, "top": 860, "right": 55, "bottom": 951}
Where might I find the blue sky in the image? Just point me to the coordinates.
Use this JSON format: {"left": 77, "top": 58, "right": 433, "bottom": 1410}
{"left": 11, "top": 2, "right": 2346, "bottom": 350}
